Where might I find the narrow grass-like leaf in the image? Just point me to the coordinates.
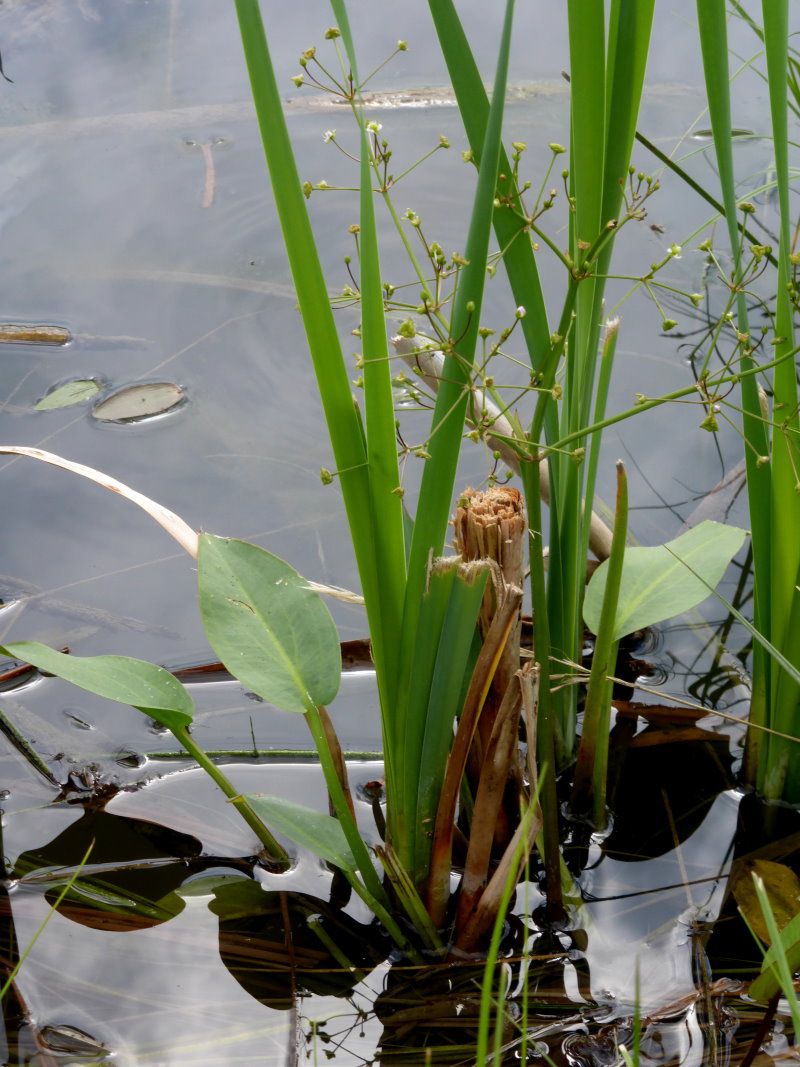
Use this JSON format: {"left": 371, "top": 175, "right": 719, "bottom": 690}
{"left": 197, "top": 533, "right": 341, "bottom": 714}
{"left": 357, "top": 127, "right": 405, "bottom": 694}
{"left": 751, "top": 874, "right": 800, "bottom": 1034}
{"left": 583, "top": 521, "right": 747, "bottom": 641}
{"left": 0, "top": 842, "right": 94, "bottom": 1002}
{"left": 233, "top": 0, "right": 385, "bottom": 700}
{"left": 0, "top": 642, "right": 193, "bottom": 731}
{"left": 761, "top": 0, "right": 800, "bottom": 775}
{"left": 413, "top": 562, "right": 488, "bottom": 876}
{"left": 403, "top": 0, "right": 515, "bottom": 595}
{"left": 751, "top": 909, "right": 800, "bottom": 1004}
{"left": 695, "top": 0, "right": 773, "bottom": 782}
{"left": 426, "top": 0, "right": 551, "bottom": 375}
{"left": 572, "top": 461, "right": 628, "bottom": 825}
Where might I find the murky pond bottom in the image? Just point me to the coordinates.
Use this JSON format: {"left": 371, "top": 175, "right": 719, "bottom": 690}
{"left": 0, "top": 702, "right": 792, "bottom": 1067}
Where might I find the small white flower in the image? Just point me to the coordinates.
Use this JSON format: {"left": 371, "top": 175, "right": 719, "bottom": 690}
{"left": 323, "top": 129, "right": 336, "bottom": 143}
{"left": 668, "top": 243, "right": 682, "bottom": 258}
{"left": 515, "top": 306, "right": 527, "bottom": 319}
{"left": 366, "top": 121, "right": 383, "bottom": 134}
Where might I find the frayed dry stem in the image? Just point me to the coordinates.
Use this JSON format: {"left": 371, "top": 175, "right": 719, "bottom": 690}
{"left": 454, "top": 670, "right": 524, "bottom": 943}
{"left": 455, "top": 487, "right": 525, "bottom": 751}
{"left": 392, "top": 336, "right": 613, "bottom": 560}
{"left": 457, "top": 667, "right": 541, "bottom": 952}
{"left": 425, "top": 582, "right": 523, "bottom": 927}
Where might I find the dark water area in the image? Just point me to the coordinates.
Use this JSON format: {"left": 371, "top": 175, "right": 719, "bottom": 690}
{"left": 0, "top": 0, "right": 797, "bottom": 1063}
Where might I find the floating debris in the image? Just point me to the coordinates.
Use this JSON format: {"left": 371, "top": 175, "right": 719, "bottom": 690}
{"left": 35, "top": 378, "right": 103, "bottom": 411}
{"left": 62, "top": 707, "right": 94, "bottom": 731}
{"left": 691, "top": 127, "right": 757, "bottom": 140}
{"left": 0, "top": 324, "right": 71, "bottom": 345}
{"left": 182, "top": 135, "right": 230, "bottom": 208}
{"left": 91, "top": 381, "right": 185, "bottom": 423}
{"left": 38, "top": 1023, "right": 111, "bottom": 1057}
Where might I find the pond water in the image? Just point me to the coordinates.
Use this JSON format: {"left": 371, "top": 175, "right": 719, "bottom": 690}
{"left": 0, "top": 1, "right": 796, "bottom": 1064}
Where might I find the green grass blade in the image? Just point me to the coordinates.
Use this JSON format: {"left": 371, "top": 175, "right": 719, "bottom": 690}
{"left": 404, "top": 0, "right": 515, "bottom": 586}
{"left": 695, "top": 0, "right": 773, "bottom": 779}
{"left": 572, "top": 461, "right": 628, "bottom": 825}
{"left": 426, "top": 0, "right": 551, "bottom": 376}
{"left": 358, "top": 125, "right": 406, "bottom": 694}
{"left": 414, "top": 566, "right": 488, "bottom": 876}
{"left": 762, "top": 0, "right": 800, "bottom": 683}
{"left": 0, "top": 842, "right": 94, "bottom": 1002}
{"left": 233, "top": 0, "right": 384, "bottom": 678}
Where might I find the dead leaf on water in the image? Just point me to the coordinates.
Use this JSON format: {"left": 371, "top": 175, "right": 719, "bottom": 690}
{"left": 731, "top": 857, "right": 800, "bottom": 943}
{"left": 91, "top": 382, "right": 185, "bottom": 423}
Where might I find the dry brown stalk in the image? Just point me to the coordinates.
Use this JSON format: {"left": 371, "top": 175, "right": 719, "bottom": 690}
{"left": 456, "top": 667, "right": 542, "bottom": 952}
{"left": 454, "top": 670, "right": 524, "bottom": 942}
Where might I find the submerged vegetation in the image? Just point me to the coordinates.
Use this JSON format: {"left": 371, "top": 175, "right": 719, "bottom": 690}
{"left": 1, "top": 0, "right": 800, "bottom": 1061}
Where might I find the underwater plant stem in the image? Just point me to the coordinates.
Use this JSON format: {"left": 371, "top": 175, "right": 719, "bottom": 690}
{"left": 173, "top": 725, "right": 289, "bottom": 864}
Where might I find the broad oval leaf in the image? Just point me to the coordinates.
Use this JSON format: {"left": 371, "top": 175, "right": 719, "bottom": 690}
{"left": 198, "top": 534, "right": 341, "bottom": 713}
{"left": 583, "top": 520, "right": 747, "bottom": 641}
{"left": 35, "top": 379, "right": 102, "bottom": 411}
{"left": 243, "top": 793, "right": 357, "bottom": 873}
{"left": 0, "top": 640, "right": 193, "bottom": 732}
{"left": 92, "top": 382, "right": 185, "bottom": 423}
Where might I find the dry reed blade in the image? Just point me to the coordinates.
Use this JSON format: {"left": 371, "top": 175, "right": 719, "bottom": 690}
{"left": 454, "top": 670, "right": 524, "bottom": 944}
{"left": 0, "top": 446, "right": 199, "bottom": 557}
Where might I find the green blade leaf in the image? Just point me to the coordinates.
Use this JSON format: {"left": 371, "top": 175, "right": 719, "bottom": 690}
{"left": 0, "top": 641, "right": 193, "bottom": 731}
{"left": 243, "top": 793, "right": 357, "bottom": 872}
{"left": 583, "top": 520, "right": 747, "bottom": 641}
{"left": 197, "top": 533, "right": 341, "bottom": 713}
{"left": 751, "top": 909, "right": 800, "bottom": 1004}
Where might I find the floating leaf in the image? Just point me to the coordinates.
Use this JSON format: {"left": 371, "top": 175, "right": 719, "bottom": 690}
{"left": 584, "top": 520, "right": 747, "bottom": 640}
{"left": 92, "top": 382, "right": 185, "bottom": 423}
{"left": 198, "top": 534, "right": 341, "bottom": 713}
{"left": 35, "top": 379, "right": 102, "bottom": 411}
{"left": 243, "top": 793, "right": 357, "bottom": 872}
{"left": 731, "top": 857, "right": 800, "bottom": 944}
{"left": 0, "top": 641, "right": 193, "bottom": 732}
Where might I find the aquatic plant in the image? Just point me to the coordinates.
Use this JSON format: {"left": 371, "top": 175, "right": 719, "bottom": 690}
{"left": 0, "top": 1, "right": 775, "bottom": 966}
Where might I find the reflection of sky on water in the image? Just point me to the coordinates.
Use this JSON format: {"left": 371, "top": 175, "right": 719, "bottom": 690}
{"left": 582, "top": 790, "right": 740, "bottom": 1012}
